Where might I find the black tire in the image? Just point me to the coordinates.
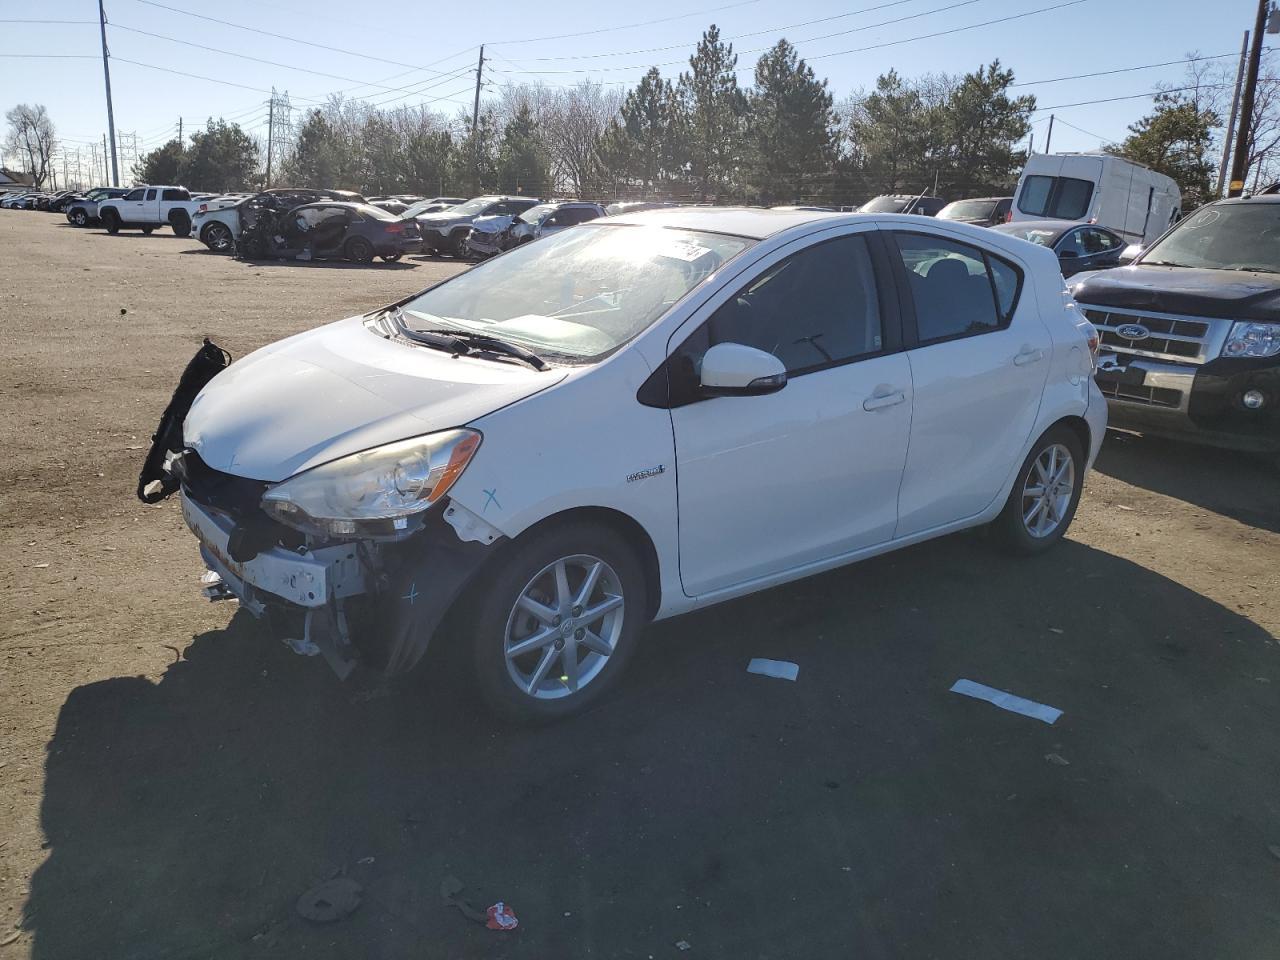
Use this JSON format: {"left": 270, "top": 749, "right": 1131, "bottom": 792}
{"left": 141, "top": 226, "right": 155, "bottom": 235}
{"left": 469, "top": 521, "right": 648, "bottom": 723}
{"left": 70, "top": 209, "right": 87, "bottom": 226}
{"left": 203, "top": 221, "right": 233, "bottom": 252}
{"left": 102, "top": 209, "right": 120, "bottom": 234}
{"left": 381, "top": 252, "right": 402, "bottom": 262}
{"left": 170, "top": 211, "right": 191, "bottom": 237}
{"left": 992, "top": 425, "right": 1085, "bottom": 555}
{"left": 345, "top": 236, "right": 375, "bottom": 263}
{"left": 449, "top": 230, "right": 469, "bottom": 257}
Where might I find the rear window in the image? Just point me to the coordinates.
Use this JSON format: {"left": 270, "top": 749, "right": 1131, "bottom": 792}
{"left": 161, "top": 188, "right": 188, "bottom": 201}
{"left": 1018, "top": 175, "right": 1094, "bottom": 220}
{"left": 355, "top": 203, "right": 397, "bottom": 221}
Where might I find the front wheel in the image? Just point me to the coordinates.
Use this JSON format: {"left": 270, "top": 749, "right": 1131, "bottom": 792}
{"left": 70, "top": 209, "right": 87, "bottom": 226}
{"left": 992, "top": 425, "right": 1085, "bottom": 554}
{"left": 469, "top": 522, "right": 648, "bottom": 723}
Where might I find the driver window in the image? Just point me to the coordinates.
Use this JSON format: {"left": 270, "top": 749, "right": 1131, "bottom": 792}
{"left": 1080, "top": 228, "right": 1119, "bottom": 254}
{"left": 125, "top": 189, "right": 145, "bottom": 201}
{"left": 145, "top": 189, "right": 157, "bottom": 201}
{"left": 696, "top": 234, "right": 884, "bottom": 376}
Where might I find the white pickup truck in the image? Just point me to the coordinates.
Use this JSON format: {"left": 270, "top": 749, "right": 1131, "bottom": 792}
{"left": 97, "top": 185, "right": 204, "bottom": 237}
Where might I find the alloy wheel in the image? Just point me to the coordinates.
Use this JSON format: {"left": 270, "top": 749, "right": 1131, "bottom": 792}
{"left": 1021, "top": 443, "right": 1076, "bottom": 539}
{"left": 503, "top": 554, "right": 625, "bottom": 700}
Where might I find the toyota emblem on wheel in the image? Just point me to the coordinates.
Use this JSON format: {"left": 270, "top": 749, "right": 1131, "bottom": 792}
{"left": 1116, "top": 323, "right": 1150, "bottom": 341}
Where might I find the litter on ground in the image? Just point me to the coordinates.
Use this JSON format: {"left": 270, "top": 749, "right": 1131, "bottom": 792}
{"left": 950, "top": 679, "right": 1063, "bottom": 725}
{"left": 747, "top": 659, "right": 799, "bottom": 681}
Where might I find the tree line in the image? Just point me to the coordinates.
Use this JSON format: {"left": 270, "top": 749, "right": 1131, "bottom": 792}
{"left": 113, "top": 32, "right": 1278, "bottom": 209}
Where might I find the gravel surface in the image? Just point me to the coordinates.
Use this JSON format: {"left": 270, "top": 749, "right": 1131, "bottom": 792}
{"left": 1, "top": 212, "right": 1277, "bottom": 959}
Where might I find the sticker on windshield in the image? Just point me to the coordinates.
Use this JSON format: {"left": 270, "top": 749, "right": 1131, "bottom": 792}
{"left": 660, "top": 238, "right": 714, "bottom": 262}
{"left": 1185, "top": 209, "right": 1221, "bottom": 230}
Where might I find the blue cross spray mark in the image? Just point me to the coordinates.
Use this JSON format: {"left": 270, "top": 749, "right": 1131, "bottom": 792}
{"left": 482, "top": 488, "right": 501, "bottom": 513}
{"left": 402, "top": 582, "right": 419, "bottom": 605}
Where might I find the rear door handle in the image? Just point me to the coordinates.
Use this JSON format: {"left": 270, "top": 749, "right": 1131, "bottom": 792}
{"left": 1014, "top": 347, "right": 1045, "bottom": 366}
{"left": 863, "top": 390, "right": 906, "bottom": 412}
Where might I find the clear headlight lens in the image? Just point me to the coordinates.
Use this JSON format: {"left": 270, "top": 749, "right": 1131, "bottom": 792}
{"left": 1222, "top": 321, "right": 1280, "bottom": 358}
{"left": 261, "top": 429, "right": 481, "bottom": 534}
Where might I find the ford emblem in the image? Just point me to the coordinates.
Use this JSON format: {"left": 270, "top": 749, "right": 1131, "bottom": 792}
{"left": 1116, "top": 323, "right": 1150, "bottom": 341}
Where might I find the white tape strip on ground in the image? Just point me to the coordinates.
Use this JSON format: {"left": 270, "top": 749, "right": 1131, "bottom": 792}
{"left": 949, "top": 678, "right": 1062, "bottom": 725}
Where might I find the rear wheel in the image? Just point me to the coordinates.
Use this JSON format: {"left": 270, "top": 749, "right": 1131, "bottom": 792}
{"left": 203, "top": 221, "right": 233, "bottom": 252}
{"left": 102, "top": 209, "right": 120, "bottom": 234}
{"left": 170, "top": 210, "right": 191, "bottom": 237}
{"left": 992, "top": 425, "right": 1085, "bottom": 554}
{"left": 469, "top": 521, "right": 648, "bottom": 723}
{"left": 345, "top": 236, "right": 374, "bottom": 263}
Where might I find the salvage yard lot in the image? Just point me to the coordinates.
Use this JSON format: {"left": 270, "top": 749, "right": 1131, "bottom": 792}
{"left": 1, "top": 213, "right": 1278, "bottom": 959}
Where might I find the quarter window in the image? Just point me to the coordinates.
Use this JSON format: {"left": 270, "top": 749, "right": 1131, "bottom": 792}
{"left": 892, "top": 233, "right": 1021, "bottom": 343}
{"left": 693, "top": 234, "right": 885, "bottom": 377}
{"left": 1017, "top": 175, "right": 1094, "bottom": 219}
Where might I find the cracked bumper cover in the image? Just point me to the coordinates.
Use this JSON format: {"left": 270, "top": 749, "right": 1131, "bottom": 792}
{"left": 182, "top": 493, "right": 500, "bottom": 679}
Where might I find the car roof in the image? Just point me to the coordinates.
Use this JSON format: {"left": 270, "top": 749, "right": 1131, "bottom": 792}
{"left": 606, "top": 205, "right": 851, "bottom": 239}
{"left": 1219, "top": 194, "right": 1280, "bottom": 205}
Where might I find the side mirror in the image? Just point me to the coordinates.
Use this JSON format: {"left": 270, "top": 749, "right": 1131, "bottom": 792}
{"left": 699, "top": 342, "right": 787, "bottom": 397}
{"left": 1119, "top": 243, "right": 1142, "bottom": 265}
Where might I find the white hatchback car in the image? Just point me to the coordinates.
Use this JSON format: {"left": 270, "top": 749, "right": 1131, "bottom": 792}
{"left": 148, "top": 208, "right": 1105, "bottom": 721}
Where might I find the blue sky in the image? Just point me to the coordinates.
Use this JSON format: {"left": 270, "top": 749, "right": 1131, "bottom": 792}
{"left": 0, "top": 0, "right": 1259, "bottom": 177}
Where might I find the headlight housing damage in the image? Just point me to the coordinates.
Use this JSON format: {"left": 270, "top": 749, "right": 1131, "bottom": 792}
{"left": 261, "top": 428, "right": 481, "bottom": 538}
{"left": 1222, "top": 321, "right": 1280, "bottom": 359}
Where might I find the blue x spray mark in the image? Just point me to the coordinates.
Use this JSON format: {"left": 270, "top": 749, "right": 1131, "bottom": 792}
{"left": 402, "top": 583, "right": 419, "bottom": 605}
{"left": 482, "top": 488, "right": 501, "bottom": 513}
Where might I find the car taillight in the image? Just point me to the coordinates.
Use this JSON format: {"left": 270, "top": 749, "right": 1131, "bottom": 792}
{"left": 1004, "top": 209, "right": 1012, "bottom": 222}
{"left": 385, "top": 222, "right": 403, "bottom": 234}
{"left": 197, "top": 203, "right": 207, "bottom": 213}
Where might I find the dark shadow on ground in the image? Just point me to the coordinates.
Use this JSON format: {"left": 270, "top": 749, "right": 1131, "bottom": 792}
{"left": 1095, "top": 429, "right": 1280, "bottom": 534}
{"left": 22, "top": 535, "right": 1280, "bottom": 959}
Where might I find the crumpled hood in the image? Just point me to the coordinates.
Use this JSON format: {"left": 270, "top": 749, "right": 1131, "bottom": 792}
{"left": 469, "top": 214, "right": 513, "bottom": 235}
{"left": 1073, "top": 265, "right": 1280, "bottom": 321}
{"left": 184, "top": 316, "right": 566, "bottom": 482}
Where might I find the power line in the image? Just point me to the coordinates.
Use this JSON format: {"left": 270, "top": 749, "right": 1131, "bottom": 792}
{"left": 486, "top": 0, "right": 762, "bottom": 45}
{"left": 1034, "top": 82, "right": 1234, "bottom": 111}
{"left": 1011, "top": 51, "right": 1243, "bottom": 87}
{"left": 0, "top": 53, "right": 97, "bottom": 59}
{"left": 110, "top": 55, "right": 324, "bottom": 98}
{"left": 0, "top": 18, "right": 96, "bottom": 24}
{"left": 1051, "top": 116, "right": 1115, "bottom": 143}
{"left": 125, "top": 0, "right": 472, "bottom": 78}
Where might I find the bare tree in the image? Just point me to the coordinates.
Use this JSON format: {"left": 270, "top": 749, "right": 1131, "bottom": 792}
{"left": 5, "top": 104, "right": 57, "bottom": 188}
{"left": 542, "top": 81, "right": 623, "bottom": 195}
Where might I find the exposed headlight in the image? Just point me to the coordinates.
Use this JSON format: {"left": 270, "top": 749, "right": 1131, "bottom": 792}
{"left": 1222, "top": 321, "right": 1280, "bottom": 358}
{"left": 261, "top": 429, "right": 481, "bottom": 537}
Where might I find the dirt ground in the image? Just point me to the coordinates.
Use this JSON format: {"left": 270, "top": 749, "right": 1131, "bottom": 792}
{"left": 1, "top": 211, "right": 1277, "bottom": 959}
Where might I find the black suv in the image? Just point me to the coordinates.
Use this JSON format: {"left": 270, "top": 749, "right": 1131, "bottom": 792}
{"left": 1072, "top": 195, "right": 1280, "bottom": 453}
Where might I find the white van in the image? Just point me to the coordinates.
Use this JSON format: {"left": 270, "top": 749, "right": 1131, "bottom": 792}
{"left": 1011, "top": 152, "right": 1181, "bottom": 246}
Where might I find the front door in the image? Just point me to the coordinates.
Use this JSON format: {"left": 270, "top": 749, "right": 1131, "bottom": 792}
{"left": 888, "top": 230, "right": 1052, "bottom": 537}
{"left": 668, "top": 228, "right": 913, "bottom": 597}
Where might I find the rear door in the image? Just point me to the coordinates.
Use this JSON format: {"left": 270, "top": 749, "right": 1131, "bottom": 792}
{"left": 889, "top": 229, "right": 1051, "bottom": 538}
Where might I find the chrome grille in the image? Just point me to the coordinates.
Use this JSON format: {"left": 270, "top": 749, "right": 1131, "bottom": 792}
{"left": 1082, "top": 308, "right": 1225, "bottom": 365}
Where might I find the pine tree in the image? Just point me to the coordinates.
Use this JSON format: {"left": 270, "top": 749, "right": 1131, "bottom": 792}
{"left": 675, "top": 25, "right": 747, "bottom": 200}
{"left": 938, "top": 61, "right": 1035, "bottom": 197}
{"left": 745, "top": 40, "right": 835, "bottom": 204}
{"left": 497, "top": 104, "right": 551, "bottom": 196}
{"left": 182, "top": 119, "right": 259, "bottom": 192}
{"left": 1110, "top": 92, "right": 1219, "bottom": 208}
{"left": 133, "top": 138, "right": 185, "bottom": 186}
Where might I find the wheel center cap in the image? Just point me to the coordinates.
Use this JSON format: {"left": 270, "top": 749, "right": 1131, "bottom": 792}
{"left": 560, "top": 620, "right": 575, "bottom": 638}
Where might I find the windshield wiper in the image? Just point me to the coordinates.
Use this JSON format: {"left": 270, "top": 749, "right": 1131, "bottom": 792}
{"left": 1139, "top": 259, "right": 1189, "bottom": 267}
{"left": 413, "top": 329, "right": 548, "bottom": 370}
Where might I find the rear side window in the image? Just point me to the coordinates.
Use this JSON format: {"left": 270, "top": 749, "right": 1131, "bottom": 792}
{"left": 1018, "top": 175, "right": 1094, "bottom": 219}
{"left": 892, "top": 233, "right": 1022, "bottom": 344}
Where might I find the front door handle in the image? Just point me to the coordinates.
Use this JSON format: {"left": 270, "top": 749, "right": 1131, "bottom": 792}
{"left": 1014, "top": 346, "right": 1045, "bottom": 366}
{"left": 863, "top": 390, "right": 906, "bottom": 412}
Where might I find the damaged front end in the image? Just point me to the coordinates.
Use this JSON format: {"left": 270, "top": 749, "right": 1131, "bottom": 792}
{"left": 140, "top": 341, "right": 504, "bottom": 680}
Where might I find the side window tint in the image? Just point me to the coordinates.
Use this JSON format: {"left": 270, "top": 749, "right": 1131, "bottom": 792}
{"left": 161, "top": 188, "right": 186, "bottom": 201}
{"left": 701, "top": 233, "right": 883, "bottom": 376}
{"left": 145, "top": 189, "right": 157, "bottom": 201}
{"left": 894, "top": 233, "right": 1014, "bottom": 343}
{"left": 1057, "top": 230, "right": 1086, "bottom": 257}
{"left": 1081, "top": 228, "right": 1119, "bottom": 253}
{"left": 1018, "top": 175, "right": 1053, "bottom": 216}
{"left": 987, "top": 255, "right": 1021, "bottom": 321}
{"left": 125, "top": 189, "right": 145, "bottom": 201}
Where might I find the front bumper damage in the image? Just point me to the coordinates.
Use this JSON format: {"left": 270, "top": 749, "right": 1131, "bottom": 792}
{"left": 180, "top": 477, "right": 501, "bottom": 680}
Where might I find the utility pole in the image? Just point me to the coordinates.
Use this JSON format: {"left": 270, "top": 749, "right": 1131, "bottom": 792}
{"left": 265, "top": 90, "right": 275, "bottom": 188}
{"left": 1229, "top": 0, "right": 1272, "bottom": 196}
{"left": 471, "top": 45, "right": 485, "bottom": 135}
{"left": 97, "top": 0, "right": 119, "bottom": 186}
{"left": 1218, "top": 30, "right": 1250, "bottom": 197}
{"left": 178, "top": 116, "right": 183, "bottom": 144}
{"left": 1044, "top": 114, "right": 1055, "bottom": 154}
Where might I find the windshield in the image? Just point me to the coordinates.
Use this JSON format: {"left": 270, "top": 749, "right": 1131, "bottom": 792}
{"left": 1000, "top": 225, "right": 1059, "bottom": 246}
{"left": 435, "top": 197, "right": 492, "bottom": 217}
{"left": 859, "top": 196, "right": 912, "bottom": 213}
{"left": 939, "top": 199, "right": 998, "bottom": 220}
{"left": 518, "top": 203, "right": 558, "bottom": 223}
{"left": 1140, "top": 203, "right": 1280, "bottom": 272}
{"left": 399, "top": 225, "right": 755, "bottom": 361}
{"left": 404, "top": 199, "right": 452, "bottom": 218}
